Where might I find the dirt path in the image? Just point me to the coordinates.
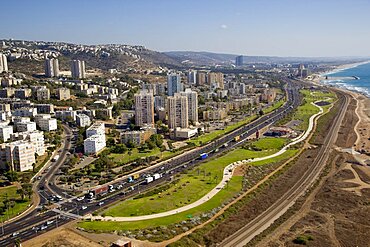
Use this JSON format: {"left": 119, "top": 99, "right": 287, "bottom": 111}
{"left": 341, "top": 163, "right": 370, "bottom": 196}
{"left": 257, "top": 90, "right": 370, "bottom": 247}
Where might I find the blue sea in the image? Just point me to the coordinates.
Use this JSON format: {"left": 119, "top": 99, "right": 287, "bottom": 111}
{"left": 321, "top": 62, "right": 370, "bottom": 97}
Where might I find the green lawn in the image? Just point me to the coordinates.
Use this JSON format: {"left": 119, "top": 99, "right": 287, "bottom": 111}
{"left": 292, "top": 90, "right": 336, "bottom": 131}
{"left": 79, "top": 147, "right": 300, "bottom": 231}
{"left": 102, "top": 148, "right": 275, "bottom": 218}
{"left": 251, "top": 137, "right": 288, "bottom": 150}
{"left": 187, "top": 99, "right": 286, "bottom": 147}
{"left": 79, "top": 176, "right": 243, "bottom": 231}
{"left": 109, "top": 148, "right": 173, "bottom": 164}
{"left": 0, "top": 185, "right": 30, "bottom": 222}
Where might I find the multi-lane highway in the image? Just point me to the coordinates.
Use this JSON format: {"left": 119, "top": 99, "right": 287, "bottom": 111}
{"left": 220, "top": 90, "right": 349, "bottom": 247}
{"left": 0, "top": 80, "right": 301, "bottom": 246}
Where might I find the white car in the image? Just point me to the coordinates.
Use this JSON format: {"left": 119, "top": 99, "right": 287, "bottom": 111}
{"left": 81, "top": 206, "right": 88, "bottom": 210}
{"left": 76, "top": 197, "right": 84, "bottom": 201}
{"left": 11, "top": 232, "right": 19, "bottom": 237}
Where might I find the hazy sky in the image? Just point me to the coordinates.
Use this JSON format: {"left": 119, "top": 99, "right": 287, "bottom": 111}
{"left": 1, "top": 0, "right": 370, "bottom": 57}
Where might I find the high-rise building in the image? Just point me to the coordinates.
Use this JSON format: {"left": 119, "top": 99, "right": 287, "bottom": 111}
{"left": 187, "top": 70, "right": 197, "bottom": 85}
{"left": 235, "top": 55, "right": 244, "bottom": 67}
{"left": 167, "top": 93, "right": 188, "bottom": 129}
{"left": 134, "top": 90, "right": 154, "bottom": 127}
{"left": 196, "top": 71, "right": 208, "bottom": 85}
{"left": 0, "top": 53, "right": 8, "bottom": 73}
{"left": 45, "top": 58, "right": 59, "bottom": 77}
{"left": 71, "top": 60, "right": 86, "bottom": 79}
{"left": 180, "top": 89, "right": 198, "bottom": 124}
{"left": 167, "top": 73, "right": 183, "bottom": 96}
{"left": 208, "top": 72, "right": 224, "bottom": 89}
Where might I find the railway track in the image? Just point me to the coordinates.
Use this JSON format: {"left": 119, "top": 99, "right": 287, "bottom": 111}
{"left": 221, "top": 91, "right": 350, "bottom": 247}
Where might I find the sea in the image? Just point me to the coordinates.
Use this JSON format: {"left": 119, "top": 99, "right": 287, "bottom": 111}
{"left": 321, "top": 62, "right": 370, "bottom": 97}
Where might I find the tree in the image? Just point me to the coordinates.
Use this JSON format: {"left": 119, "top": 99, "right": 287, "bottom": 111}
{"left": 16, "top": 188, "right": 26, "bottom": 201}
{"left": 146, "top": 140, "right": 156, "bottom": 150}
{"left": 22, "top": 183, "right": 33, "bottom": 200}
{"left": 128, "top": 150, "right": 133, "bottom": 162}
{"left": 259, "top": 109, "right": 264, "bottom": 116}
{"left": 5, "top": 171, "right": 18, "bottom": 182}
{"left": 107, "top": 138, "right": 115, "bottom": 147}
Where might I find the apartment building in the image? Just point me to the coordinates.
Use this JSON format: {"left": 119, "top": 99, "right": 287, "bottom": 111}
{"left": 134, "top": 90, "right": 154, "bottom": 127}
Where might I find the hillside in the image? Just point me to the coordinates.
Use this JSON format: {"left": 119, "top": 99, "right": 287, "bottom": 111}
{"left": 0, "top": 39, "right": 182, "bottom": 76}
{"left": 164, "top": 51, "right": 370, "bottom": 67}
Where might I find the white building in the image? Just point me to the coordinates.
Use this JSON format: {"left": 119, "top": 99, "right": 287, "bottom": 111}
{"left": 84, "top": 135, "right": 106, "bottom": 155}
{"left": 84, "top": 122, "right": 106, "bottom": 154}
{"left": 56, "top": 88, "right": 71, "bottom": 100}
{"left": 15, "top": 130, "right": 45, "bottom": 156}
{"left": 86, "top": 122, "right": 105, "bottom": 137}
{"left": 167, "top": 93, "right": 188, "bottom": 129}
{"left": 0, "top": 140, "right": 35, "bottom": 172}
{"left": 45, "top": 58, "right": 59, "bottom": 77}
{"left": 134, "top": 90, "right": 154, "bottom": 127}
{"left": 0, "top": 125, "right": 13, "bottom": 142}
{"left": 71, "top": 60, "right": 86, "bottom": 79}
{"left": 76, "top": 114, "right": 91, "bottom": 128}
{"left": 0, "top": 53, "right": 8, "bottom": 73}
{"left": 180, "top": 88, "right": 198, "bottom": 124}
{"left": 38, "top": 118, "right": 57, "bottom": 131}
{"left": 16, "top": 121, "right": 36, "bottom": 132}
{"left": 0, "top": 111, "right": 7, "bottom": 121}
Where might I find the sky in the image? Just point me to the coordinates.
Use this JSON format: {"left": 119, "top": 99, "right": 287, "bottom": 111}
{"left": 1, "top": 0, "right": 370, "bottom": 57}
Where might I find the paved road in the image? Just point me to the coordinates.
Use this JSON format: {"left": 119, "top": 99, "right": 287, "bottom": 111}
{"left": 86, "top": 100, "right": 323, "bottom": 222}
{"left": 0, "top": 79, "right": 301, "bottom": 246}
{"left": 220, "top": 89, "right": 350, "bottom": 247}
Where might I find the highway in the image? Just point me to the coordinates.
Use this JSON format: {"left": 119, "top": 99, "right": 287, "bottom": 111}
{"left": 0, "top": 80, "right": 301, "bottom": 246}
{"left": 220, "top": 90, "right": 349, "bottom": 247}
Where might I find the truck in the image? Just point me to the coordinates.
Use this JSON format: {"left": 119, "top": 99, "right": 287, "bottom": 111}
{"left": 145, "top": 176, "right": 154, "bottom": 184}
{"left": 52, "top": 155, "right": 60, "bottom": 162}
{"left": 234, "top": 135, "right": 240, "bottom": 142}
{"left": 199, "top": 153, "right": 208, "bottom": 160}
{"left": 153, "top": 173, "right": 162, "bottom": 180}
{"left": 91, "top": 185, "right": 108, "bottom": 197}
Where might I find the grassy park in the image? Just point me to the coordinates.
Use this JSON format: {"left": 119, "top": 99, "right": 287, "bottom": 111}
{"left": 0, "top": 185, "right": 30, "bottom": 222}
{"left": 78, "top": 147, "right": 299, "bottom": 231}
{"left": 291, "top": 90, "right": 335, "bottom": 131}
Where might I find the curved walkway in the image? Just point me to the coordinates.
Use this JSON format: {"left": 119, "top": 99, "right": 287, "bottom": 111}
{"left": 85, "top": 102, "right": 324, "bottom": 222}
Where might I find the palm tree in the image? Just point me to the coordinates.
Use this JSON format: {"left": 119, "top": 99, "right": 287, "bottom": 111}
{"left": 128, "top": 150, "right": 133, "bottom": 163}
{"left": 16, "top": 188, "right": 26, "bottom": 201}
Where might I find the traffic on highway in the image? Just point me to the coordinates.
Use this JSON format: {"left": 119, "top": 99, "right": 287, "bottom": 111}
{"left": 0, "top": 80, "right": 301, "bottom": 247}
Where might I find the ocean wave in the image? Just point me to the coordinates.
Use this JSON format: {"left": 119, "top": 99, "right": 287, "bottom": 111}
{"left": 322, "top": 81, "right": 370, "bottom": 97}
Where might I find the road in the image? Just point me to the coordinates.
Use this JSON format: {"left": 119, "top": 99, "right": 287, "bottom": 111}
{"left": 0, "top": 79, "right": 301, "bottom": 246}
{"left": 220, "top": 90, "right": 350, "bottom": 247}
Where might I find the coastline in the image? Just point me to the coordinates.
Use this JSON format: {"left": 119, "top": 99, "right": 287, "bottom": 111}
{"left": 312, "top": 61, "right": 370, "bottom": 98}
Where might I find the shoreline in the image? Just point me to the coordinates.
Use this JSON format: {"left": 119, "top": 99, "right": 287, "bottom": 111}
{"left": 321, "top": 60, "right": 370, "bottom": 76}
{"left": 312, "top": 61, "right": 370, "bottom": 98}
